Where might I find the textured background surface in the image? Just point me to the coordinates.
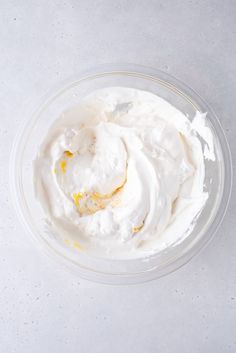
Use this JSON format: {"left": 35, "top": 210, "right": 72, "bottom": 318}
{"left": 0, "top": 1, "right": 235, "bottom": 352}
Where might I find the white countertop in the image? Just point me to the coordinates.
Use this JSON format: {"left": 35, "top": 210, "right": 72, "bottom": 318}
{"left": 0, "top": 1, "right": 235, "bottom": 352}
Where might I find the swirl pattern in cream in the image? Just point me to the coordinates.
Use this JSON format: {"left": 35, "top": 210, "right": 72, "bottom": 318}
{"left": 34, "top": 87, "right": 213, "bottom": 258}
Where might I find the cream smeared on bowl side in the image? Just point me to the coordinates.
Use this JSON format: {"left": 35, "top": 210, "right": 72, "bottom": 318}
{"left": 34, "top": 87, "right": 215, "bottom": 258}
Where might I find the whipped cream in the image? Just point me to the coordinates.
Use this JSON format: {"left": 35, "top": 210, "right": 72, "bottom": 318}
{"left": 34, "top": 87, "right": 214, "bottom": 258}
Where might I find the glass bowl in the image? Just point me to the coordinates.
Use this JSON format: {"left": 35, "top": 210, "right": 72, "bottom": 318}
{"left": 10, "top": 64, "right": 232, "bottom": 284}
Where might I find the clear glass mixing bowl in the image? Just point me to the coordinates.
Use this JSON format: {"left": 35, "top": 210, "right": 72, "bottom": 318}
{"left": 10, "top": 64, "right": 232, "bottom": 284}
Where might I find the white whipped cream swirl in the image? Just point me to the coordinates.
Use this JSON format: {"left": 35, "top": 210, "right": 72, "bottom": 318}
{"left": 34, "top": 87, "right": 213, "bottom": 258}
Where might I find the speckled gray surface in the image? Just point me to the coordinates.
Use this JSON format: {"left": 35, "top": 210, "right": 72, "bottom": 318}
{"left": 0, "top": 1, "right": 236, "bottom": 352}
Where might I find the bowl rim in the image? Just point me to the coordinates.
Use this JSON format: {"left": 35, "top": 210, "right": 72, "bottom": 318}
{"left": 9, "top": 63, "right": 233, "bottom": 284}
